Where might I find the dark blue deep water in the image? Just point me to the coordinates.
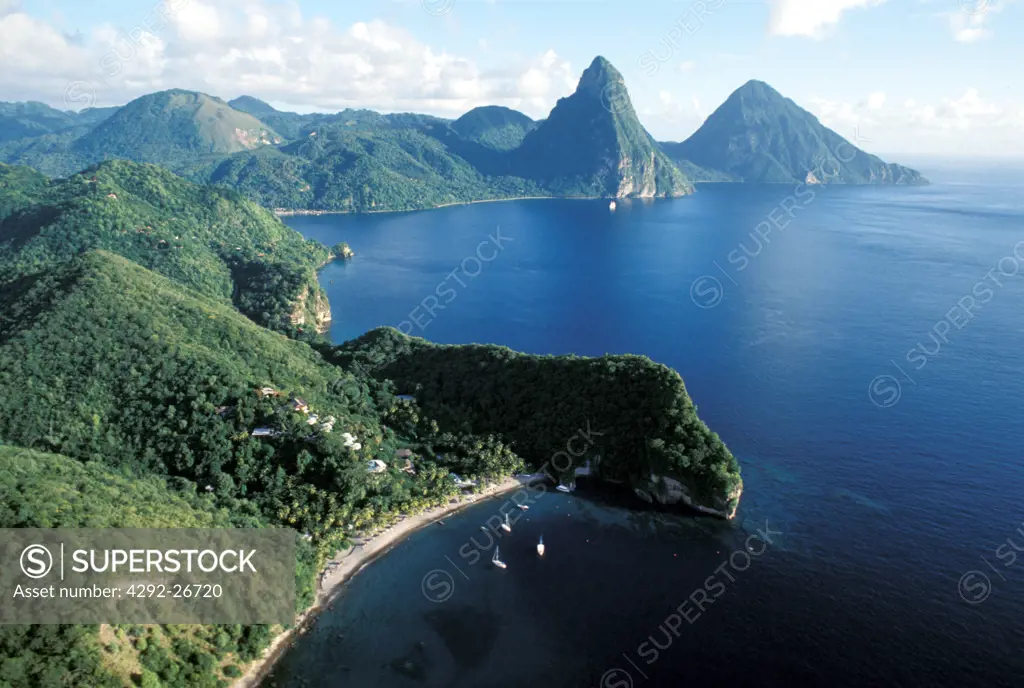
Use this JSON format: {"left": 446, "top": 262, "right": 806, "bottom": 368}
{"left": 272, "top": 162, "right": 1024, "bottom": 687}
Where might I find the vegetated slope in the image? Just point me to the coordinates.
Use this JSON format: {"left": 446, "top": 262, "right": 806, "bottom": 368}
{"left": 333, "top": 328, "right": 743, "bottom": 516}
{"left": 450, "top": 106, "right": 537, "bottom": 151}
{"left": 0, "top": 252, "right": 524, "bottom": 550}
{"left": 666, "top": 80, "right": 926, "bottom": 184}
{"left": 192, "top": 128, "right": 543, "bottom": 212}
{"left": 0, "top": 163, "right": 48, "bottom": 220}
{"left": 74, "top": 90, "right": 282, "bottom": 162}
{"left": 0, "top": 101, "right": 119, "bottom": 144}
{"left": 0, "top": 90, "right": 281, "bottom": 177}
{"left": 0, "top": 160, "right": 331, "bottom": 334}
{"left": 0, "top": 446, "right": 277, "bottom": 688}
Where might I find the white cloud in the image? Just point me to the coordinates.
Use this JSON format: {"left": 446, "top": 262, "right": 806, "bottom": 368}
{"left": 944, "top": 0, "right": 1015, "bottom": 42}
{"left": 173, "top": 1, "right": 221, "bottom": 43}
{"left": 768, "top": 0, "right": 887, "bottom": 38}
{"left": 807, "top": 87, "right": 1023, "bottom": 156}
{"left": 0, "top": 1, "right": 579, "bottom": 119}
{"left": 906, "top": 88, "right": 1003, "bottom": 130}
{"left": 949, "top": 10, "right": 989, "bottom": 42}
{"left": 678, "top": 60, "right": 696, "bottom": 73}
{"left": 639, "top": 90, "right": 707, "bottom": 139}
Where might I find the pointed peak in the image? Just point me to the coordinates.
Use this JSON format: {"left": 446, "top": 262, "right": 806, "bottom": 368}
{"left": 732, "top": 80, "right": 784, "bottom": 101}
{"left": 578, "top": 56, "right": 626, "bottom": 95}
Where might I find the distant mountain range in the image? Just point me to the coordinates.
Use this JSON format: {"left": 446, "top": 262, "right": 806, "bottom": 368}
{"left": 0, "top": 57, "right": 926, "bottom": 213}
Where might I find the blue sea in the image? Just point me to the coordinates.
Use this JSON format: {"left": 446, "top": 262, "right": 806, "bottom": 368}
{"left": 272, "top": 160, "right": 1024, "bottom": 687}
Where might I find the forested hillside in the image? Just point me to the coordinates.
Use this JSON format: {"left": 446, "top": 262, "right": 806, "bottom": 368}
{"left": 0, "top": 160, "right": 331, "bottom": 334}
{"left": 0, "top": 446, "right": 284, "bottom": 688}
{"left": 331, "top": 328, "right": 743, "bottom": 516}
{"left": 188, "top": 127, "right": 545, "bottom": 212}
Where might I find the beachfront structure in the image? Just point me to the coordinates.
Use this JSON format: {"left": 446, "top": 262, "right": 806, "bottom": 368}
{"left": 291, "top": 398, "right": 310, "bottom": 414}
{"left": 450, "top": 473, "right": 477, "bottom": 489}
{"left": 258, "top": 387, "right": 279, "bottom": 398}
{"left": 367, "top": 459, "right": 388, "bottom": 474}
{"left": 251, "top": 428, "right": 278, "bottom": 438}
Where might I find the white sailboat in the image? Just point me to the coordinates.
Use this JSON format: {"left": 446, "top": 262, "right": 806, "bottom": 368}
{"left": 536, "top": 534, "right": 545, "bottom": 557}
{"left": 517, "top": 504, "right": 529, "bottom": 511}
{"left": 609, "top": 200, "right": 617, "bottom": 211}
{"left": 501, "top": 513, "right": 512, "bottom": 533}
{"left": 556, "top": 484, "right": 572, "bottom": 493}
{"left": 492, "top": 546, "right": 507, "bottom": 569}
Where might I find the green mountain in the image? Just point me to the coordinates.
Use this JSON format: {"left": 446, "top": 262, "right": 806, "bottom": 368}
{"left": 228, "top": 96, "right": 320, "bottom": 139}
{"left": 511, "top": 56, "right": 694, "bottom": 197}
{"left": 226, "top": 95, "right": 280, "bottom": 119}
{"left": 0, "top": 102, "right": 119, "bottom": 144}
{"left": 664, "top": 80, "right": 926, "bottom": 184}
{"left": 0, "top": 160, "right": 331, "bottom": 334}
{"left": 0, "top": 90, "right": 283, "bottom": 176}
{"left": 189, "top": 128, "right": 543, "bottom": 212}
{"left": 450, "top": 106, "right": 537, "bottom": 151}
{"left": 0, "top": 101, "right": 77, "bottom": 142}
{"left": 76, "top": 90, "right": 283, "bottom": 161}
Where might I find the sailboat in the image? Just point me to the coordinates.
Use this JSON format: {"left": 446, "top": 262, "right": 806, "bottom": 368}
{"left": 536, "top": 535, "right": 545, "bottom": 557}
{"left": 609, "top": 200, "right": 617, "bottom": 211}
{"left": 501, "top": 513, "right": 512, "bottom": 533}
{"left": 492, "top": 546, "right": 507, "bottom": 569}
{"left": 556, "top": 484, "right": 572, "bottom": 493}
{"left": 517, "top": 504, "right": 529, "bottom": 511}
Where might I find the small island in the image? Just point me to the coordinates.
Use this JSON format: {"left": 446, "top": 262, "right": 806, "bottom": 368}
{"left": 332, "top": 242, "right": 355, "bottom": 260}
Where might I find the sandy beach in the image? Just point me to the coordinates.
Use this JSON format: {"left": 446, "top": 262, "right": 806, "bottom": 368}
{"left": 235, "top": 474, "right": 536, "bottom": 687}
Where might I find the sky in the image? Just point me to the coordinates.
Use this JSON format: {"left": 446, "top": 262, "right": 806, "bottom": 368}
{"left": 1, "top": 0, "right": 1022, "bottom": 158}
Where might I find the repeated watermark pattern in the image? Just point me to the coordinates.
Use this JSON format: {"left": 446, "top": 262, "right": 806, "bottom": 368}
{"left": 596, "top": 521, "right": 781, "bottom": 686}
{"left": 397, "top": 227, "right": 514, "bottom": 336}
{"left": 422, "top": 0, "right": 456, "bottom": 16}
{"left": 868, "top": 239, "right": 1024, "bottom": 408}
{"left": 420, "top": 423, "right": 604, "bottom": 603}
{"left": 638, "top": 0, "right": 728, "bottom": 77}
{"left": 63, "top": 0, "right": 190, "bottom": 110}
{"left": 958, "top": 520, "right": 1024, "bottom": 604}
{"left": 601, "top": 82, "right": 633, "bottom": 117}
{"left": 960, "top": 0, "right": 991, "bottom": 15}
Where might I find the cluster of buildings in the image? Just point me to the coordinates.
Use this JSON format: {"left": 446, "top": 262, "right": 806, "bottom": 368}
{"left": 251, "top": 387, "right": 434, "bottom": 478}
{"left": 251, "top": 388, "right": 338, "bottom": 439}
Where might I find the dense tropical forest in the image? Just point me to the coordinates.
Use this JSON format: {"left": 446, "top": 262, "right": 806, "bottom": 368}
{"left": 332, "top": 328, "right": 742, "bottom": 515}
{"left": 0, "top": 160, "right": 331, "bottom": 335}
{"left": 0, "top": 252, "right": 533, "bottom": 685}
{"left": 0, "top": 446, "right": 281, "bottom": 687}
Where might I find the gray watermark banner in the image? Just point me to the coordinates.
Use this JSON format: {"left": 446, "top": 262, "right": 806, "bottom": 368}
{"left": 0, "top": 528, "right": 296, "bottom": 624}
